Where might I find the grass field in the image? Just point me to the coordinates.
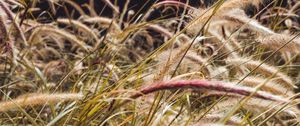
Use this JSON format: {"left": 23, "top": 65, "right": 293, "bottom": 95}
{"left": 1, "top": 0, "right": 300, "bottom": 125}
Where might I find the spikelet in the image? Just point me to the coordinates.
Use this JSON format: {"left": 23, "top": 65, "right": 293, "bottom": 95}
{"left": 222, "top": 9, "right": 275, "bottom": 35}
{"left": 258, "top": 33, "right": 300, "bottom": 53}
{"left": 240, "top": 76, "right": 293, "bottom": 96}
{"left": 0, "top": 93, "right": 83, "bottom": 112}
{"left": 212, "top": 98, "right": 298, "bottom": 118}
{"left": 227, "top": 57, "right": 296, "bottom": 89}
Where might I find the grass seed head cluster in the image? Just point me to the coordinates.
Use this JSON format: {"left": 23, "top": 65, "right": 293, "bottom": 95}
{"left": 1, "top": 0, "right": 300, "bottom": 125}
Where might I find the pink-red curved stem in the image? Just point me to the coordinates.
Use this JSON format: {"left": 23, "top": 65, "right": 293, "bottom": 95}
{"left": 131, "top": 80, "right": 288, "bottom": 102}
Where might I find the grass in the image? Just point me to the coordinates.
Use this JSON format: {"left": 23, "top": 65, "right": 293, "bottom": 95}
{"left": 1, "top": 0, "right": 300, "bottom": 125}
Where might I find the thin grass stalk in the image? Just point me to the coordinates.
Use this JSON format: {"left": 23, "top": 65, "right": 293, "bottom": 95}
{"left": 87, "top": 0, "right": 97, "bottom": 16}
{"left": 102, "top": 0, "right": 119, "bottom": 14}
{"left": 289, "top": 1, "right": 300, "bottom": 13}
{"left": 62, "top": 0, "right": 86, "bottom": 16}
{"left": 118, "top": 0, "right": 129, "bottom": 26}
{"left": 47, "top": 0, "right": 56, "bottom": 15}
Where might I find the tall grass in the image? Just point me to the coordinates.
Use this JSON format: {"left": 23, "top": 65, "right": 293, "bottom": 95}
{"left": 0, "top": 0, "right": 300, "bottom": 125}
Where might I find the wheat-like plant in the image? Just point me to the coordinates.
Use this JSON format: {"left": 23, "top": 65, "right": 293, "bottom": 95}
{"left": 0, "top": 93, "right": 83, "bottom": 112}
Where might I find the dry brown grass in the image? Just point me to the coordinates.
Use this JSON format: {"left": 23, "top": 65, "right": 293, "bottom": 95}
{"left": 1, "top": 0, "right": 300, "bottom": 125}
